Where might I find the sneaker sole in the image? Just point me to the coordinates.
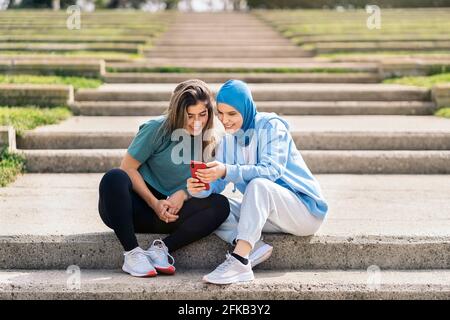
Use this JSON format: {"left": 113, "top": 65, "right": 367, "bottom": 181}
{"left": 122, "top": 265, "right": 157, "bottom": 278}
{"left": 155, "top": 265, "right": 176, "bottom": 275}
{"left": 250, "top": 244, "right": 273, "bottom": 269}
{"left": 202, "top": 271, "right": 255, "bottom": 285}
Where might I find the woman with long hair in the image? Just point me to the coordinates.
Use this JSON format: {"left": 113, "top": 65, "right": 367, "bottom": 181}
{"left": 98, "top": 79, "right": 230, "bottom": 277}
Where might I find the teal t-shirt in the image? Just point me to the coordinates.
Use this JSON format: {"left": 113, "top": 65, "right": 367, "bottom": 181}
{"left": 127, "top": 116, "right": 202, "bottom": 197}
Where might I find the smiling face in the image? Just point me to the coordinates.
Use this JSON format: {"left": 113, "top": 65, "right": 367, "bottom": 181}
{"left": 217, "top": 103, "right": 243, "bottom": 134}
{"left": 185, "top": 102, "right": 209, "bottom": 136}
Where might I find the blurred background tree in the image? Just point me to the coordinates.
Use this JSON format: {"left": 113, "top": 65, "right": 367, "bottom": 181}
{"left": 8, "top": 0, "right": 182, "bottom": 9}
{"left": 246, "top": 0, "right": 450, "bottom": 9}
{"left": 5, "top": 0, "right": 450, "bottom": 10}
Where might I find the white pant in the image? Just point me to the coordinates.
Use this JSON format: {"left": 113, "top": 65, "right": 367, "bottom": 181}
{"left": 214, "top": 178, "right": 325, "bottom": 248}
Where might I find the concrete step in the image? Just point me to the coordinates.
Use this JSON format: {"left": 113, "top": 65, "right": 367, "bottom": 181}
{"left": 18, "top": 149, "right": 450, "bottom": 173}
{"left": 295, "top": 35, "right": 450, "bottom": 44}
{"left": 248, "top": 101, "right": 436, "bottom": 115}
{"left": 160, "top": 32, "right": 283, "bottom": 39}
{"left": 0, "top": 43, "right": 141, "bottom": 54}
{"left": 103, "top": 72, "right": 380, "bottom": 84}
{"left": 326, "top": 55, "right": 450, "bottom": 63}
{"left": 148, "top": 46, "right": 302, "bottom": 53}
{"left": 145, "top": 51, "right": 314, "bottom": 59}
{"left": 163, "top": 23, "right": 276, "bottom": 29}
{"left": 71, "top": 101, "right": 168, "bottom": 116}
{"left": 16, "top": 116, "right": 450, "bottom": 151}
{"left": 0, "top": 174, "right": 449, "bottom": 270}
{"left": 107, "top": 61, "right": 378, "bottom": 72}
{"left": 4, "top": 233, "right": 449, "bottom": 270}
{"left": 144, "top": 48, "right": 313, "bottom": 59}
{"left": 163, "top": 29, "right": 276, "bottom": 34}
{"left": 0, "top": 57, "right": 104, "bottom": 78}
{"left": 154, "top": 38, "right": 293, "bottom": 46}
{"left": 162, "top": 25, "right": 277, "bottom": 31}
{"left": 146, "top": 42, "right": 301, "bottom": 54}
{"left": 0, "top": 54, "right": 138, "bottom": 64}
{"left": 1, "top": 269, "right": 449, "bottom": 300}
{"left": 75, "top": 84, "right": 429, "bottom": 102}
{"left": 315, "top": 41, "right": 450, "bottom": 53}
{"left": 71, "top": 101, "right": 435, "bottom": 116}
{"left": 0, "top": 35, "right": 149, "bottom": 44}
{"left": 0, "top": 84, "right": 73, "bottom": 107}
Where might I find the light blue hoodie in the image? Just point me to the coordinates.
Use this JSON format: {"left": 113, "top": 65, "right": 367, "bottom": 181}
{"left": 192, "top": 80, "right": 329, "bottom": 219}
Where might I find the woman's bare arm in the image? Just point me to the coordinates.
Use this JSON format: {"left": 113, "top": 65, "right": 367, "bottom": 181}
{"left": 119, "top": 152, "right": 179, "bottom": 223}
{"left": 119, "top": 152, "right": 159, "bottom": 210}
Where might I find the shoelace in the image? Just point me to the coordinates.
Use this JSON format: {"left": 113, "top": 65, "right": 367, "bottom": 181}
{"left": 151, "top": 239, "right": 175, "bottom": 266}
{"left": 214, "top": 253, "right": 235, "bottom": 273}
{"left": 124, "top": 249, "right": 150, "bottom": 267}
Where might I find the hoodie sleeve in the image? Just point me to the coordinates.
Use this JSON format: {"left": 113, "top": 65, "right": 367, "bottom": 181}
{"left": 188, "top": 178, "right": 228, "bottom": 198}
{"left": 223, "top": 119, "right": 290, "bottom": 184}
{"left": 189, "top": 140, "right": 229, "bottom": 198}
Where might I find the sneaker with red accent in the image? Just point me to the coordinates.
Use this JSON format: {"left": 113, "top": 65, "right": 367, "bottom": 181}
{"left": 122, "top": 247, "right": 157, "bottom": 277}
{"left": 146, "top": 239, "right": 176, "bottom": 275}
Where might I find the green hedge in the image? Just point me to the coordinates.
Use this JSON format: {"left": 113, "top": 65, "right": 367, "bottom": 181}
{"left": 13, "top": 0, "right": 109, "bottom": 8}
{"left": 0, "top": 147, "right": 25, "bottom": 188}
{"left": 0, "top": 106, "right": 72, "bottom": 136}
{"left": 248, "top": 0, "right": 450, "bottom": 8}
{"left": 11, "top": 0, "right": 175, "bottom": 9}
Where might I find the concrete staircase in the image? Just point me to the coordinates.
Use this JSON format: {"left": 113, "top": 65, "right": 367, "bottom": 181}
{"left": 15, "top": 114, "right": 450, "bottom": 174}
{"left": 1, "top": 174, "right": 449, "bottom": 299}
{"left": 1, "top": 12, "right": 449, "bottom": 300}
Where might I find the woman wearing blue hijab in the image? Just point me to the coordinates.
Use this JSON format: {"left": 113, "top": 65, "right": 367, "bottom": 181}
{"left": 187, "top": 80, "right": 329, "bottom": 285}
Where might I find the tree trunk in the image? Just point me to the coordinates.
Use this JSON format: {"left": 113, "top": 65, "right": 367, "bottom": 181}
{"left": 165, "top": 0, "right": 179, "bottom": 10}
{"left": 185, "top": 0, "right": 192, "bottom": 11}
{"left": 52, "top": 0, "right": 60, "bottom": 11}
{"left": 108, "top": 0, "right": 129, "bottom": 8}
{"left": 233, "top": 0, "right": 240, "bottom": 11}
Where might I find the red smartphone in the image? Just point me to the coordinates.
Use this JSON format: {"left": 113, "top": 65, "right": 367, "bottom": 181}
{"left": 190, "top": 160, "right": 210, "bottom": 191}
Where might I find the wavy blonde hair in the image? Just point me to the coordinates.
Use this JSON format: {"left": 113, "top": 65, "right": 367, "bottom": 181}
{"left": 159, "top": 79, "right": 219, "bottom": 161}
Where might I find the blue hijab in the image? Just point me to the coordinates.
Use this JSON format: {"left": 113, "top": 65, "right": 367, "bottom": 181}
{"left": 216, "top": 80, "right": 257, "bottom": 146}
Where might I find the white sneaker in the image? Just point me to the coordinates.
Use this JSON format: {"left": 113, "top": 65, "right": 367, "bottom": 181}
{"left": 122, "top": 247, "right": 157, "bottom": 277}
{"left": 203, "top": 253, "right": 254, "bottom": 285}
{"left": 249, "top": 239, "right": 273, "bottom": 269}
{"left": 146, "top": 239, "right": 176, "bottom": 275}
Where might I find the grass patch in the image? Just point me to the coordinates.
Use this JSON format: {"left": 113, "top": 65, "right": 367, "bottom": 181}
{"left": 435, "top": 107, "right": 450, "bottom": 119}
{"left": 383, "top": 73, "right": 450, "bottom": 88}
{"left": 0, "top": 75, "right": 102, "bottom": 89}
{"left": 0, "top": 106, "right": 72, "bottom": 136}
{"left": 256, "top": 9, "right": 450, "bottom": 58}
{"left": 0, "top": 147, "right": 25, "bottom": 188}
{"left": 0, "top": 105, "right": 73, "bottom": 186}
{"left": 107, "top": 66, "right": 360, "bottom": 74}
{"left": 0, "top": 50, "right": 143, "bottom": 60}
{"left": 319, "top": 51, "right": 450, "bottom": 59}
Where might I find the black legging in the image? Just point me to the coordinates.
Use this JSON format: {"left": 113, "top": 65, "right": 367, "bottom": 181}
{"left": 98, "top": 168, "right": 230, "bottom": 252}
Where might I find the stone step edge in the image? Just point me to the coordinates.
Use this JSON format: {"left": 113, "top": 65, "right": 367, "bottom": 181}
{"left": 17, "top": 132, "right": 450, "bottom": 151}
{"left": 3, "top": 234, "right": 448, "bottom": 245}
{"left": 19, "top": 149, "right": 450, "bottom": 174}
{"left": 0, "top": 269, "right": 449, "bottom": 300}
{"left": 2, "top": 233, "right": 449, "bottom": 270}
{"left": 69, "top": 100, "right": 436, "bottom": 116}
{"left": 102, "top": 73, "right": 381, "bottom": 84}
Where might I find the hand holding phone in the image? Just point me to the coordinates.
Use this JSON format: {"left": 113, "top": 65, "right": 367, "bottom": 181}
{"left": 190, "top": 160, "right": 210, "bottom": 191}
